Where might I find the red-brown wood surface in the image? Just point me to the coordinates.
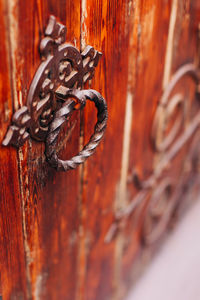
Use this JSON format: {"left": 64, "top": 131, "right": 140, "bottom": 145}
{"left": 0, "top": 1, "right": 28, "bottom": 299}
{"left": 1, "top": 0, "right": 200, "bottom": 300}
{"left": 1, "top": 0, "right": 81, "bottom": 299}
{"left": 78, "top": 1, "right": 135, "bottom": 299}
{"left": 18, "top": 2, "right": 81, "bottom": 299}
{"left": 119, "top": 0, "right": 200, "bottom": 294}
{"left": 121, "top": 0, "right": 174, "bottom": 287}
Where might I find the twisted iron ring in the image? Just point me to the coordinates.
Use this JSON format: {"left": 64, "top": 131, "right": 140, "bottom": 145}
{"left": 45, "top": 89, "right": 108, "bottom": 171}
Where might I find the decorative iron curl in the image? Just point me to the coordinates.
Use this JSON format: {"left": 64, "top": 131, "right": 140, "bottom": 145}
{"left": 45, "top": 89, "right": 108, "bottom": 171}
{"left": 151, "top": 63, "right": 200, "bottom": 152}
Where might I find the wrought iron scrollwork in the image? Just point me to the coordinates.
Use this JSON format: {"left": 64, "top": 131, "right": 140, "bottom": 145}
{"left": 45, "top": 89, "right": 107, "bottom": 171}
{"left": 2, "top": 15, "right": 107, "bottom": 171}
{"left": 105, "top": 59, "right": 200, "bottom": 245}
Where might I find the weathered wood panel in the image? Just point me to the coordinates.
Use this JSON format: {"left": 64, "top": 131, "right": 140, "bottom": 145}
{"left": 1, "top": 0, "right": 200, "bottom": 299}
{"left": 0, "top": 0, "right": 28, "bottom": 299}
{"left": 118, "top": 0, "right": 200, "bottom": 295}
{"left": 113, "top": 0, "right": 175, "bottom": 293}
{"left": 2, "top": 0, "right": 81, "bottom": 299}
{"left": 78, "top": 1, "right": 136, "bottom": 299}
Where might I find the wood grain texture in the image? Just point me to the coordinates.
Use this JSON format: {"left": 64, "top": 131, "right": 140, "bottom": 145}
{"left": 2, "top": 0, "right": 81, "bottom": 299}
{"left": 1, "top": 0, "right": 200, "bottom": 299}
{"left": 21, "top": 3, "right": 81, "bottom": 299}
{"left": 120, "top": 0, "right": 173, "bottom": 281}
{"left": 0, "top": 0, "right": 28, "bottom": 299}
{"left": 78, "top": 1, "right": 137, "bottom": 299}
{"left": 119, "top": 0, "right": 200, "bottom": 296}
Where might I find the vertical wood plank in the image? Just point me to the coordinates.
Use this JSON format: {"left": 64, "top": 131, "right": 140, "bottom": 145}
{"left": 3, "top": 0, "right": 81, "bottom": 299}
{"left": 1, "top": 0, "right": 200, "bottom": 299}
{"left": 121, "top": 0, "right": 178, "bottom": 288}
{"left": 120, "top": 0, "right": 200, "bottom": 296}
{"left": 117, "top": 0, "right": 174, "bottom": 294}
{"left": 78, "top": 1, "right": 136, "bottom": 299}
{"left": 0, "top": 0, "right": 28, "bottom": 299}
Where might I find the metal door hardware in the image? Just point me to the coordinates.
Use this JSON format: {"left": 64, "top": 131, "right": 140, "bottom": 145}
{"left": 2, "top": 15, "right": 108, "bottom": 171}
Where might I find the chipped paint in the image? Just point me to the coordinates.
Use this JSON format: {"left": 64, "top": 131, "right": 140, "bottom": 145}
{"left": 81, "top": 0, "right": 88, "bottom": 49}
{"left": 116, "top": 92, "right": 133, "bottom": 211}
{"left": 162, "top": 0, "right": 178, "bottom": 88}
{"left": 113, "top": 1, "right": 136, "bottom": 299}
{"left": 6, "top": 0, "right": 32, "bottom": 297}
{"left": 7, "top": 0, "right": 20, "bottom": 110}
{"left": 34, "top": 273, "right": 47, "bottom": 300}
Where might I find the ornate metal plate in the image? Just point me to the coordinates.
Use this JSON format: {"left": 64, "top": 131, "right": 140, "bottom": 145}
{"left": 2, "top": 15, "right": 108, "bottom": 171}
{"left": 3, "top": 15, "right": 103, "bottom": 147}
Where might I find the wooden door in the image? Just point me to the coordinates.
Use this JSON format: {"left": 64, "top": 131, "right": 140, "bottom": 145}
{"left": 0, "top": 1, "right": 200, "bottom": 299}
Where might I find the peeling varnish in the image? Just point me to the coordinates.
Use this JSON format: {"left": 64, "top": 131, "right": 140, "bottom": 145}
{"left": 116, "top": 92, "right": 133, "bottom": 211}
{"left": 81, "top": 0, "right": 88, "bottom": 50}
{"left": 113, "top": 66, "right": 133, "bottom": 300}
{"left": 154, "top": 0, "right": 178, "bottom": 169}
{"left": 162, "top": 0, "right": 178, "bottom": 89}
{"left": 34, "top": 273, "right": 47, "bottom": 300}
{"left": 116, "top": 0, "right": 136, "bottom": 213}
{"left": 113, "top": 1, "right": 136, "bottom": 299}
{"left": 5, "top": 0, "right": 32, "bottom": 297}
{"left": 75, "top": 1, "right": 88, "bottom": 299}
{"left": 4, "top": 101, "right": 10, "bottom": 123}
{"left": 7, "top": 0, "right": 20, "bottom": 110}
{"left": 112, "top": 91, "right": 133, "bottom": 300}
{"left": 18, "top": 147, "right": 32, "bottom": 297}
{"left": 141, "top": 4, "right": 156, "bottom": 55}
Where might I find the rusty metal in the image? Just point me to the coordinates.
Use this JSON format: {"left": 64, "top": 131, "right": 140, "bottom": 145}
{"left": 45, "top": 89, "right": 108, "bottom": 171}
{"left": 2, "top": 106, "right": 31, "bottom": 147}
{"left": 2, "top": 15, "right": 107, "bottom": 170}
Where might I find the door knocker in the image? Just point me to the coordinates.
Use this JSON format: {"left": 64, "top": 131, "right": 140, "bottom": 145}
{"left": 2, "top": 15, "right": 108, "bottom": 171}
